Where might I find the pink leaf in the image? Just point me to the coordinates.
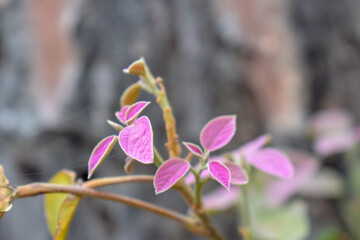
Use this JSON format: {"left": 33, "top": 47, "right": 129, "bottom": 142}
{"left": 313, "top": 131, "right": 357, "bottom": 156}
{"left": 115, "top": 106, "right": 129, "bottom": 124}
{"left": 88, "top": 135, "right": 118, "bottom": 179}
{"left": 154, "top": 158, "right": 190, "bottom": 194}
{"left": 236, "top": 134, "right": 271, "bottom": 161}
{"left": 223, "top": 162, "right": 248, "bottom": 185}
{"left": 266, "top": 151, "right": 318, "bottom": 207}
{"left": 207, "top": 161, "right": 231, "bottom": 190}
{"left": 251, "top": 148, "right": 294, "bottom": 179}
{"left": 119, "top": 116, "right": 154, "bottom": 164}
{"left": 183, "top": 142, "right": 203, "bottom": 157}
{"left": 200, "top": 115, "right": 236, "bottom": 152}
{"left": 309, "top": 109, "right": 353, "bottom": 136}
{"left": 203, "top": 186, "right": 240, "bottom": 211}
{"left": 125, "top": 101, "right": 150, "bottom": 124}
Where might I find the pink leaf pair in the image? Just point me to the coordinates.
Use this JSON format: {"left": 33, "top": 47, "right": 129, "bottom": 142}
{"left": 88, "top": 135, "right": 118, "bottom": 179}
{"left": 154, "top": 159, "right": 190, "bottom": 194}
{"left": 185, "top": 157, "right": 248, "bottom": 189}
{"left": 208, "top": 160, "right": 248, "bottom": 190}
{"left": 119, "top": 116, "right": 154, "bottom": 164}
{"left": 116, "top": 101, "right": 150, "bottom": 125}
{"left": 200, "top": 115, "right": 236, "bottom": 152}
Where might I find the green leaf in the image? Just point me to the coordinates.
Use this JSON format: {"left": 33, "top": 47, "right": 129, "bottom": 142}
{"left": 251, "top": 199, "right": 310, "bottom": 240}
{"left": 314, "top": 226, "right": 349, "bottom": 240}
{"left": 53, "top": 194, "right": 81, "bottom": 240}
{"left": 0, "top": 165, "right": 13, "bottom": 219}
{"left": 44, "top": 170, "right": 76, "bottom": 236}
{"left": 120, "top": 82, "right": 142, "bottom": 107}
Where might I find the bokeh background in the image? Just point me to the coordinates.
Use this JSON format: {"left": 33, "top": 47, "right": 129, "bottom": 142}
{"left": 1, "top": 0, "right": 360, "bottom": 239}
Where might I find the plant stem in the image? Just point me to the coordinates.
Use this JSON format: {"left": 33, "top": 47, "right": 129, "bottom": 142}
{"left": 194, "top": 173, "right": 202, "bottom": 209}
{"left": 83, "top": 175, "right": 153, "bottom": 189}
{"left": 153, "top": 147, "right": 164, "bottom": 167}
{"left": 237, "top": 185, "right": 252, "bottom": 240}
{"left": 15, "top": 183, "right": 207, "bottom": 236}
{"left": 142, "top": 67, "right": 181, "bottom": 158}
{"left": 139, "top": 59, "right": 225, "bottom": 239}
{"left": 175, "top": 180, "right": 225, "bottom": 240}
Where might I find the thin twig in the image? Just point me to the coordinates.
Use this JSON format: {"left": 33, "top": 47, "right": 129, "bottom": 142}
{"left": 83, "top": 175, "right": 153, "bottom": 188}
{"left": 15, "top": 183, "right": 207, "bottom": 236}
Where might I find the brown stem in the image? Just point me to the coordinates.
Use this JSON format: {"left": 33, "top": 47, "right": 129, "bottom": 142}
{"left": 195, "top": 209, "right": 226, "bottom": 240}
{"left": 83, "top": 175, "right": 153, "bottom": 188}
{"left": 15, "top": 183, "right": 207, "bottom": 236}
{"left": 175, "top": 181, "right": 225, "bottom": 240}
{"left": 154, "top": 77, "right": 181, "bottom": 158}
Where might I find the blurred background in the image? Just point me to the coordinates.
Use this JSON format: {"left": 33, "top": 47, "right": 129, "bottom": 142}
{"left": 1, "top": 0, "right": 360, "bottom": 239}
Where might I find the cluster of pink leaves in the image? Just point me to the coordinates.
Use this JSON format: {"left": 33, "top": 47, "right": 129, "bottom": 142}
{"left": 88, "top": 102, "right": 294, "bottom": 199}
{"left": 87, "top": 101, "right": 153, "bottom": 179}
{"left": 154, "top": 116, "right": 294, "bottom": 195}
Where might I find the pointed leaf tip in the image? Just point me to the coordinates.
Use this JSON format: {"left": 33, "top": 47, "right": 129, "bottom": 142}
{"left": 116, "top": 105, "right": 129, "bottom": 124}
{"left": 154, "top": 158, "right": 190, "bottom": 194}
{"left": 119, "top": 116, "right": 154, "bottom": 164}
{"left": 88, "top": 136, "right": 118, "bottom": 179}
{"left": 251, "top": 148, "right": 294, "bottom": 179}
{"left": 238, "top": 134, "right": 271, "bottom": 161}
{"left": 123, "top": 58, "right": 146, "bottom": 76}
{"left": 200, "top": 115, "right": 236, "bottom": 152}
{"left": 125, "top": 101, "right": 150, "bottom": 124}
{"left": 208, "top": 161, "right": 231, "bottom": 190}
{"left": 183, "top": 142, "right": 203, "bottom": 157}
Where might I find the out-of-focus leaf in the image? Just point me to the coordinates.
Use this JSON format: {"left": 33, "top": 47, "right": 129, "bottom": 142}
{"left": 251, "top": 199, "right": 309, "bottom": 240}
{"left": 154, "top": 158, "right": 190, "bottom": 194}
{"left": 119, "top": 116, "right": 154, "bottom": 164}
{"left": 251, "top": 148, "right": 294, "bottom": 179}
{"left": 207, "top": 161, "right": 231, "bottom": 190}
{"left": 120, "top": 82, "right": 142, "bottom": 106}
{"left": 309, "top": 109, "right": 354, "bottom": 137}
{"left": 314, "top": 131, "right": 357, "bottom": 157}
{"left": 203, "top": 186, "right": 240, "bottom": 211}
{"left": 266, "top": 150, "right": 319, "bottom": 207}
{"left": 314, "top": 226, "right": 350, "bottom": 240}
{"left": 88, "top": 135, "right": 118, "bottom": 179}
{"left": 297, "top": 168, "right": 344, "bottom": 198}
{"left": 45, "top": 170, "right": 76, "bottom": 236}
{"left": 200, "top": 115, "right": 236, "bottom": 152}
{"left": 0, "top": 165, "right": 13, "bottom": 219}
{"left": 53, "top": 194, "right": 81, "bottom": 240}
{"left": 235, "top": 134, "right": 271, "bottom": 161}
